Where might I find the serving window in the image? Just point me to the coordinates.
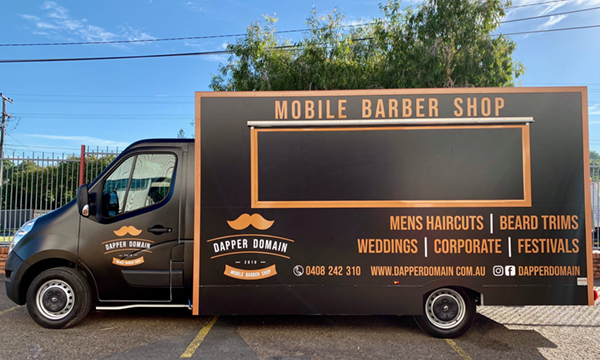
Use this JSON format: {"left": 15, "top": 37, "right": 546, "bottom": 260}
{"left": 251, "top": 125, "right": 531, "bottom": 208}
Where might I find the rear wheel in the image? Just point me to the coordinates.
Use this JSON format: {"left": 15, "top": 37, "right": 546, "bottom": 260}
{"left": 26, "top": 267, "right": 91, "bottom": 329}
{"left": 414, "top": 287, "right": 475, "bottom": 338}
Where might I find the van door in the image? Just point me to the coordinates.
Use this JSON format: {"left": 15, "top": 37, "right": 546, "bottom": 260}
{"left": 79, "top": 148, "right": 183, "bottom": 302}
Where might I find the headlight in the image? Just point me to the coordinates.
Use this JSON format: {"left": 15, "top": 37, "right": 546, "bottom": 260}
{"left": 9, "top": 219, "right": 36, "bottom": 253}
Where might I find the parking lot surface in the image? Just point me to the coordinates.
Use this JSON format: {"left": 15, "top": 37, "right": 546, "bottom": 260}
{"left": 1, "top": 274, "right": 598, "bottom": 360}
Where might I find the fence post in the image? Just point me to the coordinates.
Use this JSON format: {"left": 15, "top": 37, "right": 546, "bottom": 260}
{"left": 79, "top": 145, "right": 85, "bottom": 186}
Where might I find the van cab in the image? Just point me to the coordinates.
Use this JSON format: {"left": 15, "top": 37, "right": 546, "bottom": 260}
{"left": 5, "top": 139, "right": 195, "bottom": 328}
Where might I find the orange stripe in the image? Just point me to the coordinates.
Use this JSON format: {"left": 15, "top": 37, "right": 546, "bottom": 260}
{"left": 252, "top": 125, "right": 531, "bottom": 209}
{"left": 255, "top": 125, "right": 524, "bottom": 132}
{"left": 195, "top": 87, "right": 588, "bottom": 98}
{"left": 251, "top": 128, "right": 259, "bottom": 207}
{"left": 522, "top": 124, "right": 532, "bottom": 207}
{"left": 254, "top": 199, "right": 531, "bottom": 209}
{"left": 582, "top": 88, "right": 594, "bottom": 305}
{"left": 193, "top": 92, "right": 202, "bottom": 316}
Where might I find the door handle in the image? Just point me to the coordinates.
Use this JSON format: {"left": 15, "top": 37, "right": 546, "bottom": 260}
{"left": 147, "top": 225, "right": 172, "bottom": 235}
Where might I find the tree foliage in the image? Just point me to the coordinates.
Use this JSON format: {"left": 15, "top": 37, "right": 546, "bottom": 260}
{"left": 210, "top": 0, "right": 524, "bottom": 91}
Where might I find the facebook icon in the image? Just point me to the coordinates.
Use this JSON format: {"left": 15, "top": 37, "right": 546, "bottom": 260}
{"left": 505, "top": 265, "right": 516, "bottom": 276}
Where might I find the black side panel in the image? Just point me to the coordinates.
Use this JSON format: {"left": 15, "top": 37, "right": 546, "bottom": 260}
{"left": 183, "top": 143, "right": 195, "bottom": 240}
{"left": 258, "top": 128, "right": 524, "bottom": 201}
{"left": 183, "top": 241, "right": 194, "bottom": 289}
{"left": 483, "top": 285, "right": 583, "bottom": 305}
{"left": 172, "top": 270, "right": 184, "bottom": 288}
{"left": 199, "top": 286, "right": 422, "bottom": 315}
{"left": 122, "top": 270, "right": 170, "bottom": 287}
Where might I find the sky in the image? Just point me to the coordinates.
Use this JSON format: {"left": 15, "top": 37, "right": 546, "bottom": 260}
{"left": 1, "top": 0, "right": 600, "bottom": 156}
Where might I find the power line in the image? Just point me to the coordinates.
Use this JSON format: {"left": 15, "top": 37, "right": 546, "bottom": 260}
{"left": 6, "top": 133, "right": 35, "bottom": 152}
{"left": 0, "top": 0, "right": 576, "bottom": 48}
{"left": 502, "top": 5, "right": 600, "bottom": 23}
{"left": 0, "top": 45, "right": 296, "bottom": 63}
{"left": 15, "top": 100, "right": 191, "bottom": 104}
{"left": 2, "top": 14, "right": 600, "bottom": 64}
{"left": 0, "top": 28, "right": 313, "bottom": 48}
{"left": 15, "top": 112, "right": 193, "bottom": 116}
{"left": 526, "top": 82, "right": 600, "bottom": 85}
{"left": 0, "top": 50, "right": 228, "bottom": 63}
{"left": 15, "top": 116, "right": 192, "bottom": 120}
{"left": 0, "top": 33, "right": 247, "bottom": 47}
{"left": 500, "top": 23, "right": 600, "bottom": 35}
{"left": 10, "top": 93, "right": 192, "bottom": 98}
{"left": 508, "top": 0, "right": 571, "bottom": 9}
{"left": 11, "top": 86, "right": 600, "bottom": 98}
{"left": 5, "top": 143, "right": 85, "bottom": 151}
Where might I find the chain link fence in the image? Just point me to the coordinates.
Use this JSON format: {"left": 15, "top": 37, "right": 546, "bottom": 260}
{"left": 0, "top": 146, "right": 120, "bottom": 244}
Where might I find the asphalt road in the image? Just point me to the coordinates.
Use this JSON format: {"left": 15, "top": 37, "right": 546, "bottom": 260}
{"left": 0, "top": 274, "right": 598, "bottom": 360}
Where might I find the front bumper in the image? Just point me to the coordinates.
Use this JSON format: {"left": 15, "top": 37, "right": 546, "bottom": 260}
{"left": 4, "top": 251, "right": 29, "bottom": 305}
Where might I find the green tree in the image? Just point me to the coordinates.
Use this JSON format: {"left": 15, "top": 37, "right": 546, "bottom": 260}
{"left": 210, "top": 0, "right": 524, "bottom": 91}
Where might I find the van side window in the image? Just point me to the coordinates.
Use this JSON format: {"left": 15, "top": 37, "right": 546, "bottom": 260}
{"left": 124, "top": 154, "right": 176, "bottom": 212}
{"left": 103, "top": 156, "right": 135, "bottom": 216}
{"left": 102, "top": 153, "right": 176, "bottom": 217}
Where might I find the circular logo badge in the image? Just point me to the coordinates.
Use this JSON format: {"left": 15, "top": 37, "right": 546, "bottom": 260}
{"left": 293, "top": 265, "right": 304, "bottom": 277}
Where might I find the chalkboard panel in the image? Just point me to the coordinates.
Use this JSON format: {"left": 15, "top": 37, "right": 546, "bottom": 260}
{"left": 253, "top": 126, "right": 530, "bottom": 207}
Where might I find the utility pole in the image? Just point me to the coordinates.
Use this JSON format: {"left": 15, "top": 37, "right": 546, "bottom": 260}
{"left": 0, "top": 93, "right": 14, "bottom": 189}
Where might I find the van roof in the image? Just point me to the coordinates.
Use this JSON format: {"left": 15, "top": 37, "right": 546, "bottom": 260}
{"left": 126, "top": 138, "right": 194, "bottom": 151}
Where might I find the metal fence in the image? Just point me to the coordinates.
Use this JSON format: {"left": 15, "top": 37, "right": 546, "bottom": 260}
{"left": 0, "top": 146, "right": 120, "bottom": 244}
{"left": 1, "top": 149, "right": 599, "bottom": 249}
{"left": 591, "top": 165, "right": 600, "bottom": 249}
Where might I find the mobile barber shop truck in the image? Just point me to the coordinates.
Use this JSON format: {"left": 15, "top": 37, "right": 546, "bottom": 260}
{"left": 4, "top": 88, "right": 597, "bottom": 338}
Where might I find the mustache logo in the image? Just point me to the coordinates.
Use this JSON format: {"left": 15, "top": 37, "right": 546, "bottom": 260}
{"left": 227, "top": 213, "right": 274, "bottom": 230}
{"left": 114, "top": 226, "right": 142, "bottom": 237}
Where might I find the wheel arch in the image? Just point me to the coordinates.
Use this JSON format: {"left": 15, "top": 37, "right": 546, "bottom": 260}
{"left": 420, "top": 278, "right": 483, "bottom": 306}
{"left": 19, "top": 251, "right": 96, "bottom": 306}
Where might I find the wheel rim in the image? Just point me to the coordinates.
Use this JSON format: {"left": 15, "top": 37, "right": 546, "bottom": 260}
{"left": 424, "top": 288, "right": 466, "bottom": 330}
{"left": 36, "top": 280, "right": 75, "bottom": 320}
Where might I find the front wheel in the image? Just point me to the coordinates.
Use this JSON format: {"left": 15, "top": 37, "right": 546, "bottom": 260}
{"left": 26, "top": 267, "right": 92, "bottom": 329}
{"left": 414, "top": 287, "right": 475, "bottom": 338}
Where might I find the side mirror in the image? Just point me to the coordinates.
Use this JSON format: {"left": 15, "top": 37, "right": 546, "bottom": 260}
{"left": 76, "top": 184, "right": 89, "bottom": 217}
{"left": 102, "top": 191, "right": 120, "bottom": 217}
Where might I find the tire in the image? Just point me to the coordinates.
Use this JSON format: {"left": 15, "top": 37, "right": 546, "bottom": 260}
{"left": 26, "top": 267, "right": 92, "bottom": 329}
{"left": 414, "top": 287, "right": 475, "bottom": 338}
